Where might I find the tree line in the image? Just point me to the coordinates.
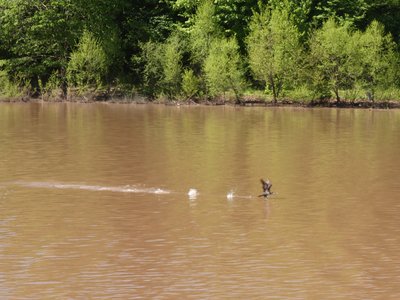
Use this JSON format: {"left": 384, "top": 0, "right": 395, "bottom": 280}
{"left": 0, "top": 0, "right": 399, "bottom": 102}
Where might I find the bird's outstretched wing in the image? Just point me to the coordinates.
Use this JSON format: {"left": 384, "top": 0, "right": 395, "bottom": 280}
{"left": 260, "top": 178, "right": 271, "bottom": 192}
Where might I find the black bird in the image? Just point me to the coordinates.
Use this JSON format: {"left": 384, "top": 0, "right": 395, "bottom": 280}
{"left": 258, "top": 178, "right": 273, "bottom": 198}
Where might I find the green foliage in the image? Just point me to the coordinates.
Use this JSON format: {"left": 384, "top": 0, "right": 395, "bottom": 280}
{"left": 99, "top": 28, "right": 124, "bottom": 82}
{"left": 0, "top": 0, "right": 176, "bottom": 97}
{"left": 204, "top": 37, "right": 245, "bottom": 100}
{"left": 247, "top": 5, "right": 303, "bottom": 101}
{"left": 0, "top": 0, "right": 80, "bottom": 88}
{"left": 308, "top": 18, "right": 355, "bottom": 100}
{"left": 286, "top": 85, "right": 318, "bottom": 102}
{"left": 311, "top": 0, "right": 369, "bottom": 26}
{"left": 373, "top": 87, "right": 400, "bottom": 101}
{"left": 270, "top": 0, "right": 313, "bottom": 41}
{"left": 67, "top": 31, "right": 108, "bottom": 89}
{"left": 0, "top": 70, "right": 24, "bottom": 98}
{"left": 189, "top": 0, "right": 221, "bottom": 64}
{"left": 212, "top": 0, "right": 259, "bottom": 49}
{"left": 161, "top": 34, "right": 183, "bottom": 98}
{"left": 140, "top": 33, "right": 183, "bottom": 99}
{"left": 355, "top": 21, "right": 397, "bottom": 99}
{"left": 181, "top": 69, "right": 200, "bottom": 99}
{"left": 139, "top": 41, "right": 164, "bottom": 97}
{"left": 363, "top": 1, "right": 400, "bottom": 43}
{"left": 171, "top": 0, "right": 259, "bottom": 52}
{"left": 40, "top": 71, "right": 64, "bottom": 99}
{"left": 0, "top": 0, "right": 399, "bottom": 102}
{"left": 309, "top": 18, "right": 397, "bottom": 101}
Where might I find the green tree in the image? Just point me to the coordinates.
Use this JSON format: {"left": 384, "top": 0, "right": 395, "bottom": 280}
{"left": 123, "top": 0, "right": 177, "bottom": 84}
{"left": 308, "top": 18, "right": 357, "bottom": 101}
{"left": 0, "top": 0, "right": 177, "bottom": 96}
{"left": 161, "top": 33, "right": 183, "bottom": 98}
{"left": 139, "top": 41, "right": 164, "bottom": 97}
{"left": 189, "top": 0, "right": 221, "bottom": 64}
{"left": 355, "top": 21, "right": 397, "bottom": 100}
{"left": 0, "top": 0, "right": 130, "bottom": 94}
{"left": 363, "top": 0, "right": 400, "bottom": 43}
{"left": 0, "top": 0, "right": 82, "bottom": 94}
{"left": 212, "top": 0, "right": 259, "bottom": 50}
{"left": 170, "top": 0, "right": 259, "bottom": 50}
{"left": 66, "top": 31, "right": 108, "bottom": 89}
{"left": 140, "top": 33, "right": 183, "bottom": 99}
{"left": 270, "top": 0, "right": 313, "bottom": 41}
{"left": 308, "top": 16, "right": 399, "bottom": 102}
{"left": 247, "top": 5, "right": 303, "bottom": 102}
{"left": 310, "top": 0, "right": 369, "bottom": 26}
{"left": 204, "top": 37, "right": 244, "bottom": 100}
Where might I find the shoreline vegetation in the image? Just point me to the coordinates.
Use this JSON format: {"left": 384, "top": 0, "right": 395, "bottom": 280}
{"left": 0, "top": 1, "right": 400, "bottom": 108}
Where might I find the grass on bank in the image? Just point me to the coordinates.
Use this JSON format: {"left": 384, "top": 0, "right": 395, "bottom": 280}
{"left": 0, "top": 71, "right": 30, "bottom": 99}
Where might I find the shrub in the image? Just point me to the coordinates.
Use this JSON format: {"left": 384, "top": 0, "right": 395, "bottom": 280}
{"left": 356, "top": 21, "right": 397, "bottom": 100}
{"left": 190, "top": 0, "right": 221, "bottom": 64}
{"left": 247, "top": 5, "right": 303, "bottom": 102}
{"left": 38, "top": 70, "right": 64, "bottom": 100}
{"left": 67, "top": 30, "right": 108, "bottom": 90}
{"left": 181, "top": 69, "right": 200, "bottom": 99}
{"left": 0, "top": 69, "right": 30, "bottom": 98}
{"left": 204, "top": 37, "right": 245, "bottom": 100}
{"left": 139, "top": 41, "right": 164, "bottom": 97}
{"left": 308, "top": 18, "right": 355, "bottom": 101}
{"left": 286, "top": 85, "right": 316, "bottom": 102}
{"left": 308, "top": 18, "right": 397, "bottom": 102}
{"left": 161, "top": 34, "right": 183, "bottom": 98}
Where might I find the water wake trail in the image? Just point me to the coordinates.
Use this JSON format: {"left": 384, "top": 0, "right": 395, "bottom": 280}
{"left": 227, "top": 193, "right": 254, "bottom": 200}
{"left": 11, "top": 181, "right": 171, "bottom": 195}
{"left": 9, "top": 181, "right": 262, "bottom": 199}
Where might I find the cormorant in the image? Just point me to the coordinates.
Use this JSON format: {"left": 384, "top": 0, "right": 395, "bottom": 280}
{"left": 259, "top": 178, "right": 273, "bottom": 198}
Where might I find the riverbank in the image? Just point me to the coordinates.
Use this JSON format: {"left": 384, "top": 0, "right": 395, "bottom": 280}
{"left": 1, "top": 94, "right": 400, "bottom": 109}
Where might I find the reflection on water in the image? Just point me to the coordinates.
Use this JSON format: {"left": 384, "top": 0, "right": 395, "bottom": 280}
{"left": 0, "top": 103, "right": 400, "bottom": 299}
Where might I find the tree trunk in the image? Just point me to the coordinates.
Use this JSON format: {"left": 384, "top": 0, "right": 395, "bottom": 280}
{"left": 269, "top": 74, "right": 277, "bottom": 103}
{"left": 60, "top": 67, "right": 68, "bottom": 99}
{"left": 334, "top": 87, "right": 340, "bottom": 102}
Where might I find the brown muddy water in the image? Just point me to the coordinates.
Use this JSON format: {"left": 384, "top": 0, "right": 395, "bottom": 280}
{"left": 0, "top": 103, "right": 399, "bottom": 299}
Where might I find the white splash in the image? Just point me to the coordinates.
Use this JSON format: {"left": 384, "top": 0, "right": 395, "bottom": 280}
{"left": 187, "top": 188, "right": 198, "bottom": 199}
{"left": 154, "top": 188, "right": 168, "bottom": 194}
{"left": 226, "top": 191, "right": 234, "bottom": 200}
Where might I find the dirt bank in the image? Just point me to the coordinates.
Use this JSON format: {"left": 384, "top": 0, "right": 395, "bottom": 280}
{"left": 1, "top": 94, "right": 400, "bottom": 109}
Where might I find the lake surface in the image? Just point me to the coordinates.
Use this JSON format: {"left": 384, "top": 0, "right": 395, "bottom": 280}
{"left": 0, "top": 102, "right": 399, "bottom": 299}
